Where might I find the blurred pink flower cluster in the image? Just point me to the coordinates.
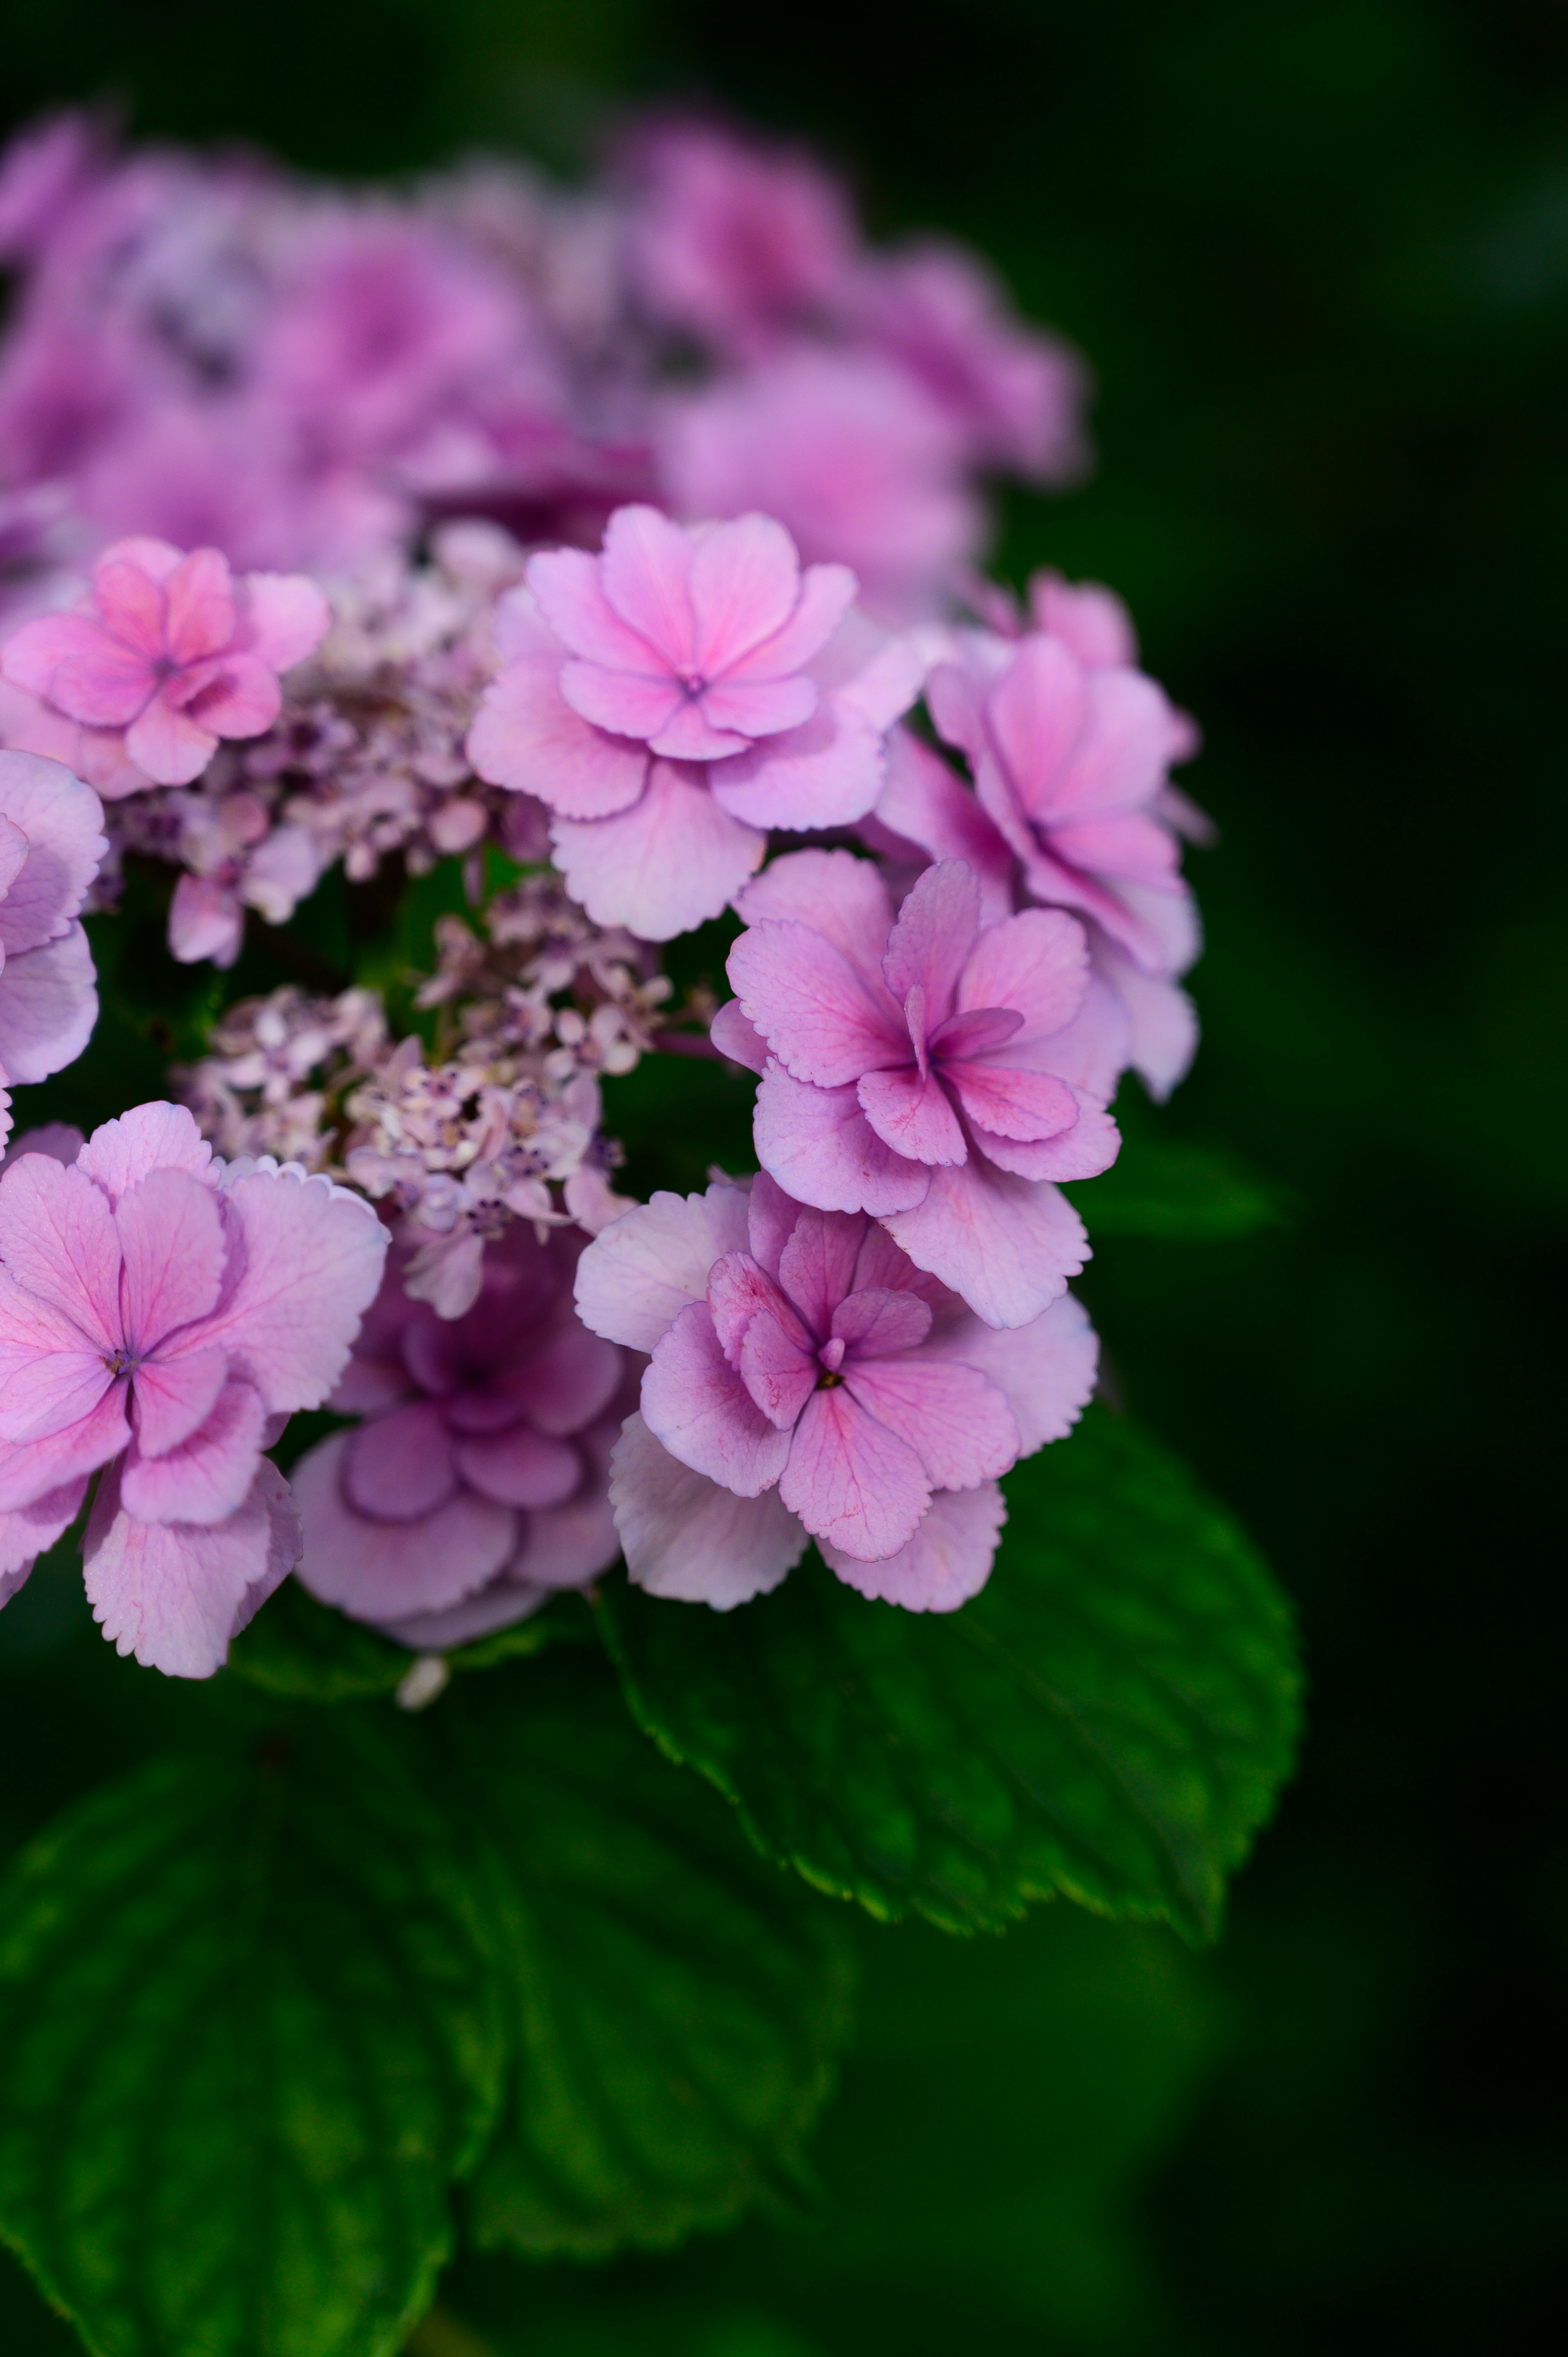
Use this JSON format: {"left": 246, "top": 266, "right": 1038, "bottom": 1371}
{"left": 0, "top": 111, "right": 1082, "bottom": 626}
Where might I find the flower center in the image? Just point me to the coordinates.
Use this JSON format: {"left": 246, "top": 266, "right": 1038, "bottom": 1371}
{"left": 102, "top": 1345, "right": 139, "bottom": 1379}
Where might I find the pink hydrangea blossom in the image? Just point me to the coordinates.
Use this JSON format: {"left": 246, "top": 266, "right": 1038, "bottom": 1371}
{"left": 575, "top": 1170, "right": 1097, "bottom": 1610}
{"left": 0, "top": 749, "right": 107, "bottom": 1144}
{"left": 869, "top": 721, "right": 1199, "bottom": 1101}
{"left": 717, "top": 851, "right": 1122, "bottom": 1328}
{"left": 467, "top": 503, "right": 920, "bottom": 938}
{"left": 292, "top": 1224, "right": 634, "bottom": 1649}
{"left": 0, "top": 537, "right": 330, "bottom": 789}
{"left": 659, "top": 351, "right": 980, "bottom": 622}
{"left": 626, "top": 120, "right": 858, "bottom": 356}
{"left": 0, "top": 1103, "right": 388, "bottom": 1676}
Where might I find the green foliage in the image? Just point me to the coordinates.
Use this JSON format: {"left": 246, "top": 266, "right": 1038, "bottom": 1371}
{"left": 0, "top": 1655, "right": 854, "bottom": 2357}
{"left": 224, "top": 1577, "right": 595, "bottom": 1702}
{"left": 445, "top": 1655, "right": 855, "bottom": 2259}
{"left": 0, "top": 1714, "right": 505, "bottom": 2357}
{"left": 1066, "top": 1092, "right": 1297, "bottom": 1241}
{"left": 599, "top": 1409, "right": 1301, "bottom": 1942}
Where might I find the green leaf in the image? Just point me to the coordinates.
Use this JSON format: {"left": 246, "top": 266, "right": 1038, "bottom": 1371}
{"left": 1064, "top": 1108, "right": 1297, "bottom": 1241}
{"left": 0, "top": 1712, "right": 506, "bottom": 2357}
{"left": 434, "top": 1652, "right": 856, "bottom": 2260}
{"left": 224, "top": 1576, "right": 594, "bottom": 1702}
{"left": 598, "top": 1408, "right": 1301, "bottom": 1942}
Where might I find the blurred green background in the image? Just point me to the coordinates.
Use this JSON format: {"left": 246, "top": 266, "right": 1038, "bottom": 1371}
{"left": 2, "top": 2, "right": 1564, "bottom": 2348}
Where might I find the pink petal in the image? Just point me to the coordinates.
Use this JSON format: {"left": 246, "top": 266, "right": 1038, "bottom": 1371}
{"left": 925, "top": 658, "right": 996, "bottom": 767}
{"left": 549, "top": 761, "right": 765, "bottom": 941}
{"left": 91, "top": 553, "right": 169, "bottom": 660}
{"left": 125, "top": 690, "right": 218, "bottom": 787}
{"left": 706, "top": 1246, "right": 804, "bottom": 1366}
{"left": 97, "top": 537, "right": 186, "bottom": 586}
{"left": 881, "top": 1160, "right": 1088, "bottom": 1329}
{"left": 609, "top": 1410, "right": 806, "bottom": 1608}
{"left": 777, "top": 1203, "right": 866, "bottom": 1336}
{"left": 559, "top": 659, "right": 693, "bottom": 748}
{"left": 574, "top": 1179, "right": 752, "bottom": 1353}
{"left": 0, "top": 923, "right": 99, "bottom": 1083}
{"left": 822, "top": 1480, "right": 1004, "bottom": 1611}
{"left": 727, "top": 919, "right": 904, "bottom": 1088}
{"left": 167, "top": 875, "right": 244, "bottom": 968}
{"left": 116, "top": 1165, "right": 227, "bottom": 1355}
{"left": 693, "top": 673, "right": 817, "bottom": 742}
{"left": 745, "top": 1171, "right": 797, "bottom": 1278}
{"left": 970, "top": 1096, "right": 1119, "bottom": 1182}
{"left": 830, "top": 1285, "right": 932, "bottom": 1357}
{"left": 1030, "top": 571, "right": 1138, "bottom": 666}
{"left": 927, "top": 1006, "right": 1023, "bottom": 1061}
{"left": 597, "top": 504, "right": 698, "bottom": 671}
{"left": 955, "top": 905, "right": 1089, "bottom": 1041}
{"left": 525, "top": 544, "right": 664, "bottom": 672}
{"left": 709, "top": 997, "right": 769, "bottom": 1073}
{"left": 943, "top": 1058, "right": 1078, "bottom": 1144}
{"left": 718, "top": 560, "right": 858, "bottom": 682}
{"left": 162, "top": 548, "right": 236, "bottom": 666}
{"left": 0, "top": 1383, "right": 129, "bottom": 1510}
{"left": 343, "top": 1399, "right": 458, "bottom": 1521}
{"left": 856, "top": 1063, "right": 967, "bottom": 1167}
{"left": 83, "top": 1456, "right": 301, "bottom": 1679}
{"left": 1046, "top": 667, "right": 1176, "bottom": 821}
{"left": 754, "top": 1064, "right": 930, "bottom": 1217}
{"left": 292, "top": 1429, "right": 515, "bottom": 1620}
{"left": 172, "top": 651, "right": 281, "bottom": 742}
{"left": 642, "top": 1300, "right": 791, "bottom": 1496}
{"left": 0, "top": 1475, "right": 88, "bottom": 1587}
{"left": 778, "top": 1382, "right": 931, "bottom": 1559}
{"left": 468, "top": 646, "right": 650, "bottom": 818}
{"left": 374, "top": 1581, "right": 551, "bottom": 1653}
{"left": 454, "top": 1423, "right": 582, "bottom": 1509}
{"left": 1094, "top": 942, "right": 1196, "bottom": 1100}
{"left": 0, "top": 816, "right": 28, "bottom": 902}
{"left": 873, "top": 726, "right": 1015, "bottom": 919}
{"left": 0, "top": 1267, "right": 113, "bottom": 1440}
{"left": 924, "top": 1290, "right": 1098, "bottom": 1456}
{"left": 493, "top": 1313, "right": 624, "bottom": 1437}
{"left": 733, "top": 846, "right": 894, "bottom": 986}
{"left": 737, "top": 1304, "right": 819, "bottom": 1429}
{"left": 708, "top": 698, "right": 885, "bottom": 831}
{"left": 0, "top": 611, "right": 153, "bottom": 728}
{"left": 0, "top": 751, "right": 108, "bottom": 956}
{"left": 119, "top": 1375, "right": 267, "bottom": 1527}
{"left": 686, "top": 512, "right": 802, "bottom": 674}
{"left": 0, "top": 1149, "right": 121, "bottom": 1347}
{"left": 983, "top": 634, "right": 1089, "bottom": 815}
{"left": 237, "top": 572, "right": 331, "bottom": 672}
{"left": 1049, "top": 809, "right": 1180, "bottom": 886}
{"left": 840, "top": 1353, "right": 1017, "bottom": 1490}
{"left": 76, "top": 1102, "right": 214, "bottom": 1204}
{"left": 508, "top": 1489, "right": 620, "bottom": 1591}
{"left": 197, "top": 1166, "right": 389, "bottom": 1412}
{"left": 881, "top": 859, "right": 981, "bottom": 1027}
{"left": 131, "top": 1345, "right": 227, "bottom": 1459}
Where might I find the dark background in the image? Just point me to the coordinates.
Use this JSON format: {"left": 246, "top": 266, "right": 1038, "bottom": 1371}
{"left": 2, "top": 2, "right": 1565, "bottom": 2349}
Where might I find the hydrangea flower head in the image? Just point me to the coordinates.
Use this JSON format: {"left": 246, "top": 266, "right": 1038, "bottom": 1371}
{"left": 0, "top": 536, "right": 330, "bottom": 788}
{"left": 717, "top": 850, "right": 1122, "bottom": 1327}
{"left": 0, "top": 748, "right": 106, "bottom": 1142}
{"left": 576, "top": 1171, "right": 1098, "bottom": 1610}
{"left": 0, "top": 1104, "right": 388, "bottom": 1675}
{"left": 468, "top": 504, "right": 919, "bottom": 939}
{"left": 292, "top": 1224, "right": 634, "bottom": 1650}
